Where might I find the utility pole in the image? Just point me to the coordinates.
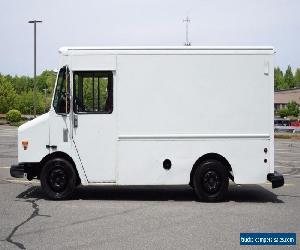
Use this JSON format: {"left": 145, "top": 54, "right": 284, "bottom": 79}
{"left": 183, "top": 16, "right": 191, "bottom": 46}
{"left": 28, "top": 20, "right": 42, "bottom": 117}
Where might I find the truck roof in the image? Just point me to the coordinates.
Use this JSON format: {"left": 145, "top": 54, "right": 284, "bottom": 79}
{"left": 59, "top": 46, "right": 275, "bottom": 55}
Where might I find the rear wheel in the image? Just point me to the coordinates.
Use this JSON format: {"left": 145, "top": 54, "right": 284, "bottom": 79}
{"left": 193, "top": 160, "right": 229, "bottom": 202}
{"left": 40, "top": 158, "right": 76, "bottom": 200}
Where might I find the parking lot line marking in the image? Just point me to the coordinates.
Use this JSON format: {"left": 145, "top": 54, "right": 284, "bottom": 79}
{"left": 2, "top": 179, "right": 39, "bottom": 184}
{"left": 264, "top": 182, "right": 294, "bottom": 186}
{"left": 276, "top": 152, "right": 300, "bottom": 154}
{"left": 275, "top": 165, "right": 300, "bottom": 169}
{"left": 283, "top": 174, "right": 300, "bottom": 178}
{"left": 276, "top": 160, "right": 300, "bottom": 163}
{"left": 0, "top": 166, "right": 10, "bottom": 169}
{"left": 283, "top": 183, "right": 294, "bottom": 186}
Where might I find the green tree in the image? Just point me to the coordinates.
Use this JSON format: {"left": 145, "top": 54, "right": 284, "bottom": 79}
{"left": 0, "top": 78, "right": 17, "bottom": 113}
{"left": 274, "top": 67, "right": 285, "bottom": 90}
{"left": 37, "top": 70, "right": 56, "bottom": 93}
{"left": 36, "top": 70, "right": 56, "bottom": 112}
{"left": 284, "top": 65, "right": 295, "bottom": 89}
{"left": 0, "top": 70, "right": 57, "bottom": 115}
{"left": 287, "top": 101, "right": 299, "bottom": 117}
{"left": 294, "top": 68, "right": 300, "bottom": 87}
{"left": 12, "top": 75, "right": 34, "bottom": 94}
{"left": 16, "top": 90, "right": 45, "bottom": 115}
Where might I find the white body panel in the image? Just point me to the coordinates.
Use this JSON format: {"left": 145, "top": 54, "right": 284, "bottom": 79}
{"left": 18, "top": 113, "right": 50, "bottom": 163}
{"left": 117, "top": 139, "right": 270, "bottom": 185}
{"left": 73, "top": 113, "right": 117, "bottom": 183}
{"left": 18, "top": 46, "right": 274, "bottom": 186}
{"left": 117, "top": 54, "right": 272, "bottom": 135}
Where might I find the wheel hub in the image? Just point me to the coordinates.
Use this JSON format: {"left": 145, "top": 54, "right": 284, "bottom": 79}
{"left": 202, "top": 170, "right": 221, "bottom": 194}
{"left": 48, "top": 168, "right": 67, "bottom": 192}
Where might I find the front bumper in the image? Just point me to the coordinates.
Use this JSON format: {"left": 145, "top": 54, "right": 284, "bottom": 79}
{"left": 267, "top": 171, "right": 284, "bottom": 188}
{"left": 10, "top": 162, "right": 40, "bottom": 180}
{"left": 10, "top": 163, "right": 25, "bottom": 178}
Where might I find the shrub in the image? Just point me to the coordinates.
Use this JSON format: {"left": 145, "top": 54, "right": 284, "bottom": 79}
{"left": 6, "top": 109, "right": 21, "bottom": 123}
{"left": 278, "top": 108, "right": 289, "bottom": 118}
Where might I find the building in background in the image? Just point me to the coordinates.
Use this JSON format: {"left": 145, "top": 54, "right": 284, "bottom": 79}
{"left": 274, "top": 88, "right": 300, "bottom": 111}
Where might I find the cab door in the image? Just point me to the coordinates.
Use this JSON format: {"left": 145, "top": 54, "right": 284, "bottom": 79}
{"left": 49, "top": 66, "right": 72, "bottom": 156}
{"left": 72, "top": 71, "right": 116, "bottom": 183}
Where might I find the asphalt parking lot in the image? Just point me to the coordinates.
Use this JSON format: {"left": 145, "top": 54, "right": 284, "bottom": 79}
{"left": 0, "top": 125, "right": 299, "bottom": 249}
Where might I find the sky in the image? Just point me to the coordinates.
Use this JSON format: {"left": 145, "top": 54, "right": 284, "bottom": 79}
{"left": 0, "top": 0, "right": 299, "bottom": 76}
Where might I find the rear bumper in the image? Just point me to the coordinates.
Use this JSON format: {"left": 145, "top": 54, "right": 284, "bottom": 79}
{"left": 10, "top": 163, "right": 25, "bottom": 178}
{"left": 267, "top": 171, "right": 284, "bottom": 188}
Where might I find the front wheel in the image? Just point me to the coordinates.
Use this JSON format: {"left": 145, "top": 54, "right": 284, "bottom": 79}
{"left": 40, "top": 158, "right": 76, "bottom": 200}
{"left": 193, "top": 160, "right": 229, "bottom": 202}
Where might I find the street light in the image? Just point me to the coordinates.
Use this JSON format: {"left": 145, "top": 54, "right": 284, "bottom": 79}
{"left": 28, "top": 20, "right": 42, "bottom": 117}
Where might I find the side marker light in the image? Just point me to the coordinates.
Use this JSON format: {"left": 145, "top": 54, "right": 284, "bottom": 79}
{"left": 22, "top": 140, "right": 28, "bottom": 150}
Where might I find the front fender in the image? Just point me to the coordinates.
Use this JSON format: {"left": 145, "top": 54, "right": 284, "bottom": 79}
{"left": 18, "top": 113, "right": 50, "bottom": 163}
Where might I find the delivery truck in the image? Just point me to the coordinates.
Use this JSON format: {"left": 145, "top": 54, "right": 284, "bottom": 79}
{"left": 10, "top": 46, "right": 284, "bottom": 201}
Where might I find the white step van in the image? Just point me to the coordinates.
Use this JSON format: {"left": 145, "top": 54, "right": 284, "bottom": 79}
{"left": 11, "top": 46, "right": 284, "bottom": 201}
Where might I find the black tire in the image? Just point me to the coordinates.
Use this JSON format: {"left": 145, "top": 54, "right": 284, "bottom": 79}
{"left": 193, "top": 160, "right": 229, "bottom": 202}
{"left": 40, "top": 158, "right": 77, "bottom": 200}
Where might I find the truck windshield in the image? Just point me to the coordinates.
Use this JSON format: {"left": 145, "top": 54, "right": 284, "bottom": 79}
{"left": 53, "top": 66, "right": 70, "bottom": 114}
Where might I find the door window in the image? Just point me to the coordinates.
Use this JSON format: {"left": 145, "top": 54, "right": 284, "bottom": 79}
{"left": 73, "top": 71, "right": 113, "bottom": 113}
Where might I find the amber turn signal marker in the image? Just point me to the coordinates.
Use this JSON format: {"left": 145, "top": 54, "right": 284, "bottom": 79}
{"left": 22, "top": 140, "right": 28, "bottom": 150}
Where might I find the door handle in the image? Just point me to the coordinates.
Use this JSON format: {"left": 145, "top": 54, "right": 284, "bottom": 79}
{"left": 74, "top": 114, "right": 78, "bottom": 128}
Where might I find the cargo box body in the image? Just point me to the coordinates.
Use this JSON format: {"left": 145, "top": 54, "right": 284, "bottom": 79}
{"left": 17, "top": 47, "right": 275, "bottom": 187}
